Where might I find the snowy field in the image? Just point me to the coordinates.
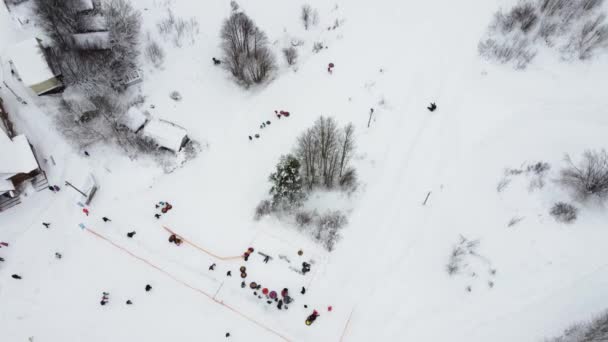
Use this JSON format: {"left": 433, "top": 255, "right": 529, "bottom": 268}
{"left": 1, "top": 0, "right": 608, "bottom": 341}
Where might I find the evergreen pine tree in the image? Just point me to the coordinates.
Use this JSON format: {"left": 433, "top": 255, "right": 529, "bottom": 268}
{"left": 269, "top": 154, "right": 304, "bottom": 210}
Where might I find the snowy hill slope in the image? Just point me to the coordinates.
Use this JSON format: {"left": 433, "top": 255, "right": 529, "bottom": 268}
{"left": 1, "top": 0, "right": 608, "bottom": 341}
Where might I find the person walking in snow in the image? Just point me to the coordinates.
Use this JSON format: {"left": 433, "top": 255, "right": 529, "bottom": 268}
{"left": 209, "top": 263, "right": 216, "bottom": 271}
{"left": 427, "top": 102, "right": 437, "bottom": 112}
{"left": 102, "top": 217, "right": 111, "bottom": 222}
{"left": 42, "top": 222, "right": 50, "bottom": 228}
{"left": 301, "top": 286, "right": 306, "bottom": 295}
{"left": 126, "top": 300, "right": 133, "bottom": 305}
{"left": 55, "top": 252, "right": 62, "bottom": 259}
{"left": 83, "top": 208, "right": 89, "bottom": 216}
{"left": 127, "top": 231, "right": 136, "bottom": 238}
{"left": 145, "top": 284, "right": 152, "bottom": 292}
{"left": 154, "top": 213, "right": 161, "bottom": 219}
{"left": 11, "top": 274, "right": 22, "bottom": 279}
{"left": 226, "top": 271, "right": 232, "bottom": 277}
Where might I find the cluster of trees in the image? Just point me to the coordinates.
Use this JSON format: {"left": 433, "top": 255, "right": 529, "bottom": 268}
{"left": 479, "top": 0, "right": 608, "bottom": 68}
{"left": 546, "top": 309, "right": 608, "bottom": 342}
{"left": 220, "top": 8, "right": 276, "bottom": 86}
{"left": 255, "top": 117, "right": 357, "bottom": 251}
{"left": 296, "top": 117, "right": 356, "bottom": 190}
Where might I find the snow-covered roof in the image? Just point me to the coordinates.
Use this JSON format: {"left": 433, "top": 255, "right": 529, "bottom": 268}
{"left": 62, "top": 87, "right": 97, "bottom": 116}
{"left": 8, "top": 38, "right": 58, "bottom": 88}
{"left": 142, "top": 119, "right": 188, "bottom": 152}
{"left": 119, "top": 107, "right": 149, "bottom": 132}
{"left": 72, "top": 32, "right": 110, "bottom": 50}
{"left": 73, "top": 0, "right": 94, "bottom": 12}
{"left": 79, "top": 14, "right": 108, "bottom": 32}
{"left": 0, "top": 134, "right": 39, "bottom": 178}
{"left": 0, "top": 177, "right": 14, "bottom": 193}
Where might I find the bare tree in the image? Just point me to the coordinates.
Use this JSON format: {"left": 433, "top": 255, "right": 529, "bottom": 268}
{"left": 105, "top": 0, "right": 142, "bottom": 82}
{"left": 301, "top": 4, "right": 313, "bottom": 30}
{"left": 220, "top": 12, "right": 276, "bottom": 85}
{"left": 283, "top": 47, "right": 298, "bottom": 65}
{"left": 564, "top": 13, "right": 608, "bottom": 59}
{"left": 560, "top": 149, "right": 608, "bottom": 200}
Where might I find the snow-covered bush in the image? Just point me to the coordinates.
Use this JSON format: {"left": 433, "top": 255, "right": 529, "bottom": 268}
{"left": 545, "top": 310, "right": 608, "bottom": 342}
{"left": 560, "top": 149, "right": 608, "bottom": 200}
{"left": 283, "top": 47, "right": 298, "bottom": 66}
{"left": 315, "top": 211, "right": 347, "bottom": 251}
{"left": 301, "top": 4, "right": 313, "bottom": 30}
{"left": 312, "top": 41, "right": 324, "bottom": 53}
{"left": 269, "top": 154, "right": 305, "bottom": 210}
{"left": 296, "top": 117, "right": 356, "bottom": 190}
{"left": 480, "top": 0, "right": 608, "bottom": 68}
{"left": 295, "top": 210, "right": 317, "bottom": 227}
{"left": 145, "top": 38, "right": 165, "bottom": 68}
{"left": 254, "top": 200, "right": 272, "bottom": 220}
{"left": 339, "top": 167, "right": 358, "bottom": 192}
{"left": 446, "top": 236, "right": 480, "bottom": 276}
{"left": 550, "top": 202, "right": 578, "bottom": 223}
{"left": 170, "top": 91, "right": 182, "bottom": 101}
{"left": 157, "top": 9, "right": 199, "bottom": 47}
{"left": 220, "top": 12, "right": 276, "bottom": 86}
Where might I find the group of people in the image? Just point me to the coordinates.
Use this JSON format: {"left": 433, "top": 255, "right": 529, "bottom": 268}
{"left": 154, "top": 201, "right": 173, "bottom": 219}
{"left": 99, "top": 284, "right": 152, "bottom": 307}
{"left": 248, "top": 110, "right": 291, "bottom": 141}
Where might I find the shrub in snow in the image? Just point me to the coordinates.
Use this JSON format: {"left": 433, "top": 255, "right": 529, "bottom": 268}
{"left": 145, "top": 38, "right": 165, "bottom": 68}
{"left": 560, "top": 149, "right": 608, "bottom": 200}
{"left": 283, "top": 47, "right": 298, "bottom": 66}
{"left": 295, "top": 210, "right": 316, "bottom": 227}
{"left": 315, "top": 211, "right": 347, "bottom": 251}
{"left": 312, "top": 41, "right": 324, "bottom": 53}
{"left": 230, "top": 0, "right": 239, "bottom": 12}
{"left": 545, "top": 310, "right": 608, "bottom": 342}
{"left": 480, "top": 0, "right": 608, "bottom": 68}
{"left": 339, "top": 167, "right": 358, "bottom": 192}
{"left": 550, "top": 202, "right": 578, "bottom": 223}
{"left": 269, "top": 154, "right": 305, "bottom": 210}
{"left": 301, "top": 4, "right": 313, "bottom": 30}
{"left": 220, "top": 12, "right": 276, "bottom": 86}
{"left": 446, "top": 235, "right": 480, "bottom": 276}
{"left": 157, "top": 9, "right": 199, "bottom": 47}
{"left": 296, "top": 117, "right": 356, "bottom": 190}
{"left": 254, "top": 200, "right": 272, "bottom": 220}
{"left": 170, "top": 91, "right": 182, "bottom": 101}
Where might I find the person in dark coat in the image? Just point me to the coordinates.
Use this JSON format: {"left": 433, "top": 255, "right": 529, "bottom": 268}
{"left": 48, "top": 186, "right": 56, "bottom": 192}
{"left": 249, "top": 136, "right": 253, "bottom": 140}
{"left": 127, "top": 231, "right": 136, "bottom": 238}
{"left": 226, "top": 271, "right": 232, "bottom": 277}
{"left": 126, "top": 300, "right": 133, "bottom": 305}
{"left": 84, "top": 151, "right": 90, "bottom": 157}
{"left": 55, "top": 252, "right": 62, "bottom": 259}
{"left": 209, "top": 263, "right": 216, "bottom": 271}
{"left": 212, "top": 57, "right": 221, "bottom": 65}
{"left": 155, "top": 213, "right": 161, "bottom": 219}
{"left": 225, "top": 332, "right": 230, "bottom": 338}
{"left": 11, "top": 274, "right": 22, "bottom": 279}
{"left": 102, "top": 217, "right": 111, "bottom": 222}
{"left": 427, "top": 102, "right": 437, "bottom": 112}
{"left": 42, "top": 222, "right": 50, "bottom": 228}
{"left": 301, "top": 286, "right": 306, "bottom": 294}
{"left": 145, "top": 284, "right": 152, "bottom": 292}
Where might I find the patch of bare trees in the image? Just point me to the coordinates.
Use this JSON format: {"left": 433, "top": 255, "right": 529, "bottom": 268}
{"left": 479, "top": 0, "right": 608, "bottom": 68}
{"left": 220, "top": 11, "right": 276, "bottom": 86}
{"left": 296, "top": 117, "right": 356, "bottom": 191}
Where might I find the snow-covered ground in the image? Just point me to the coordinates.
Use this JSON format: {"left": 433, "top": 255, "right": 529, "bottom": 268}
{"left": 1, "top": 0, "right": 608, "bottom": 341}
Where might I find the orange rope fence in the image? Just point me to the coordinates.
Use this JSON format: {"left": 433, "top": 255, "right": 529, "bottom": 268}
{"left": 162, "top": 225, "right": 243, "bottom": 261}
{"left": 86, "top": 228, "right": 291, "bottom": 342}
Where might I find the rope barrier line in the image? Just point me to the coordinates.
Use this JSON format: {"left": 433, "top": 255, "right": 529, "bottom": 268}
{"left": 85, "top": 228, "right": 291, "bottom": 342}
{"left": 162, "top": 225, "right": 243, "bottom": 261}
{"left": 339, "top": 309, "right": 355, "bottom": 342}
